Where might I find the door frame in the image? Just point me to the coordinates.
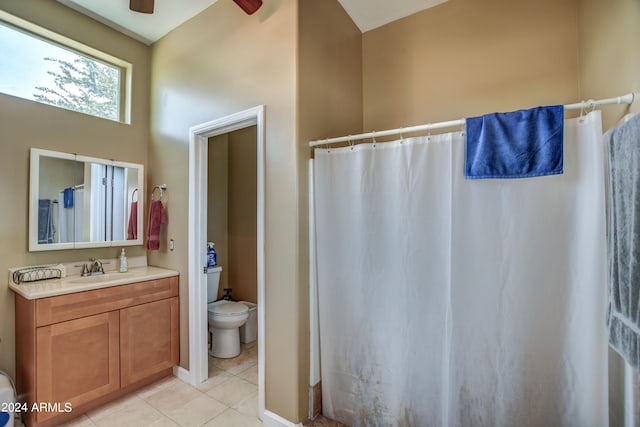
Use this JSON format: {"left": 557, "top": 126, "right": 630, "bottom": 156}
{"left": 187, "top": 105, "right": 266, "bottom": 417}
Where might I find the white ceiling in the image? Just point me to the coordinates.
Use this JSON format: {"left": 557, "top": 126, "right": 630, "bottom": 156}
{"left": 57, "top": 0, "right": 221, "bottom": 45}
{"left": 57, "top": 0, "right": 449, "bottom": 45}
{"left": 337, "top": 0, "right": 448, "bottom": 33}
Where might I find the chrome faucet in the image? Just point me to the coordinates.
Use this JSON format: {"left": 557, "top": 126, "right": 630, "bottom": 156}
{"left": 75, "top": 258, "right": 105, "bottom": 276}
{"left": 89, "top": 258, "right": 104, "bottom": 275}
{"left": 80, "top": 263, "right": 90, "bottom": 277}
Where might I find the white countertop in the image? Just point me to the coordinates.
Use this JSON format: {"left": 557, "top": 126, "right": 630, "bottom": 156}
{"left": 9, "top": 261, "right": 179, "bottom": 300}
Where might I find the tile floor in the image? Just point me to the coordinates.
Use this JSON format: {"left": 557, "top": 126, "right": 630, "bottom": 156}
{"left": 302, "top": 415, "right": 347, "bottom": 427}
{"left": 56, "top": 342, "right": 260, "bottom": 427}
{"left": 13, "top": 342, "right": 345, "bottom": 427}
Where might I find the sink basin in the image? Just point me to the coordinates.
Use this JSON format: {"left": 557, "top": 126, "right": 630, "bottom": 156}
{"left": 67, "top": 272, "right": 136, "bottom": 284}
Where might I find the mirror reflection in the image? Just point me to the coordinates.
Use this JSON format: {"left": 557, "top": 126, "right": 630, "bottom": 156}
{"left": 74, "top": 161, "right": 139, "bottom": 244}
{"left": 30, "top": 149, "right": 144, "bottom": 251}
{"left": 37, "top": 155, "right": 76, "bottom": 244}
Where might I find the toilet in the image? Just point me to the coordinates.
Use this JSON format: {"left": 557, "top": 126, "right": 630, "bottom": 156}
{"left": 207, "top": 266, "right": 249, "bottom": 358}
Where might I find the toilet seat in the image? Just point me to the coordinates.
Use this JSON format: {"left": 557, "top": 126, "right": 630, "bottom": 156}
{"left": 208, "top": 300, "right": 248, "bottom": 317}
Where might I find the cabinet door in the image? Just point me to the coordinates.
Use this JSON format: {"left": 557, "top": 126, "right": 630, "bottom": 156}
{"left": 36, "top": 311, "right": 119, "bottom": 422}
{"left": 120, "top": 297, "right": 179, "bottom": 387}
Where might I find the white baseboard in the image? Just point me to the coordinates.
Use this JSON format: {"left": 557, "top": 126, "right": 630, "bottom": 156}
{"left": 172, "top": 365, "right": 191, "bottom": 384}
{"left": 261, "top": 409, "right": 303, "bottom": 427}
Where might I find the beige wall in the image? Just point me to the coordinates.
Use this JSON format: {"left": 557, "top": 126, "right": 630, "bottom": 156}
{"left": 362, "top": 0, "right": 581, "bottom": 132}
{"left": 297, "top": 0, "right": 363, "bottom": 417}
{"left": 148, "top": 0, "right": 304, "bottom": 420}
{"left": 578, "top": 0, "right": 640, "bottom": 131}
{"left": 0, "top": 0, "right": 150, "bottom": 379}
{"left": 208, "top": 127, "right": 258, "bottom": 303}
{"left": 228, "top": 126, "right": 258, "bottom": 304}
{"left": 208, "top": 134, "right": 229, "bottom": 295}
{"left": 298, "top": 0, "right": 363, "bottom": 142}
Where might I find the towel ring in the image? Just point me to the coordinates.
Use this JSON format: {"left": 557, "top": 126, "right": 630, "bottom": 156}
{"left": 151, "top": 184, "right": 166, "bottom": 201}
{"left": 131, "top": 188, "right": 138, "bottom": 203}
{"left": 151, "top": 186, "right": 162, "bottom": 201}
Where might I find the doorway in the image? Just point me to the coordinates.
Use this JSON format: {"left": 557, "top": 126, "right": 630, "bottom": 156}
{"left": 187, "top": 106, "right": 266, "bottom": 419}
{"left": 208, "top": 126, "right": 258, "bottom": 306}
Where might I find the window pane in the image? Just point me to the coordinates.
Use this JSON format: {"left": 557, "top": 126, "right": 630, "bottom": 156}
{"left": 0, "top": 22, "right": 121, "bottom": 121}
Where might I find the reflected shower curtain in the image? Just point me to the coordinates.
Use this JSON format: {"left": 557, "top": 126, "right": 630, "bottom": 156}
{"left": 58, "top": 191, "right": 72, "bottom": 243}
{"left": 313, "top": 111, "right": 608, "bottom": 426}
{"left": 57, "top": 188, "right": 84, "bottom": 243}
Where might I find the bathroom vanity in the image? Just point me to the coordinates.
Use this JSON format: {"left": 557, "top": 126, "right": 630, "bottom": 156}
{"left": 11, "top": 265, "right": 179, "bottom": 427}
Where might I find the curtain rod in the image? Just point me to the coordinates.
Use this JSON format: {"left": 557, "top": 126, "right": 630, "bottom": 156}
{"left": 308, "top": 93, "right": 637, "bottom": 147}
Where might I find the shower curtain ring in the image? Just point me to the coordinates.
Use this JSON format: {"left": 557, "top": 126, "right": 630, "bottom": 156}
{"left": 348, "top": 136, "right": 355, "bottom": 151}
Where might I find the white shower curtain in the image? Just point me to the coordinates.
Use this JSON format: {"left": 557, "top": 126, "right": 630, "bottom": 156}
{"left": 313, "top": 111, "right": 608, "bottom": 426}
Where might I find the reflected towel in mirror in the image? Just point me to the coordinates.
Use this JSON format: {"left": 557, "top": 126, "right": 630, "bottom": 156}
{"left": 38, "top": 199, "right": 54, "bottom": 244}
{"left": 128, "top": 201, "right": 138, "bottom": 240}
{"left": 63, "top": 187, "right": 74, "bottom": 208}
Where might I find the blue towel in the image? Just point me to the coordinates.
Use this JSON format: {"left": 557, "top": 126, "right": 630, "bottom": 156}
{"left": 63, "top": 187, "right": 74, "bottom": 208}
{"left": 465, "top": 105, "right": 564, "bottom": 179}
{"left": 38, "top": 199, "right": 55, "bottom": 243}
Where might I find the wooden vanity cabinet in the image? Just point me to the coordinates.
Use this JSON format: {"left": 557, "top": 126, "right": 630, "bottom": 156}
{"left": 120, "top": 297, "right": 179, "bottom": 386}
{"left": 15, "top": 276, "right": 179, "bottom": 427}
{"left": 36, "top": 311, "right": 120, "bottom": 423}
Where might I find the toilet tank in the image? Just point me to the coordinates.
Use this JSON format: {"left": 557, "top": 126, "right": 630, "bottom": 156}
{"left": 206, "top": 266, "right": 223, "bottom": 303}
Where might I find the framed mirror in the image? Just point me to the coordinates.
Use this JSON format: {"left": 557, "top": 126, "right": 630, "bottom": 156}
{"left": 29, "top": 148, "right": 144, "bottom": 251}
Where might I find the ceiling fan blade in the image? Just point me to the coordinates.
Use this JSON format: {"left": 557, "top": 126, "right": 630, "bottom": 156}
{"left": 233, "top": 0, "right": 263, "bottom": 15}
{"left": 130, "top": 0, "right": 154, "bottom": 14}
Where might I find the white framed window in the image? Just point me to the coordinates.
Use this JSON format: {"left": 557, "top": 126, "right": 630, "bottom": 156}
{"left": 0, "top": 11, "right": 132, "bottom": 123}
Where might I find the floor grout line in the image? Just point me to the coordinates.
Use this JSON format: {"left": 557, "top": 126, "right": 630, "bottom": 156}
{"left": 54, "top": 345, "right": 259, "bottom": 426}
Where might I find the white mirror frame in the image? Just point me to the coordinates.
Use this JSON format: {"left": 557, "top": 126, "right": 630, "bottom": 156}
{"left": 29, "top": 148, "right": 144, "bottom": 252}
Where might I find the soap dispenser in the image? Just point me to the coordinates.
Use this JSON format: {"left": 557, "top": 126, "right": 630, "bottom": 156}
{"left": 119, "top": 248, "right": 128, "bottom": 273}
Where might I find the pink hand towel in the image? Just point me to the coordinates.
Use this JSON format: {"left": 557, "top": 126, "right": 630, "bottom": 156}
{"left": 127, "top": 201, "right": 138, "bottom": 240}
{"left": 146, "top": 200, "right": 167, "bottom": 250}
